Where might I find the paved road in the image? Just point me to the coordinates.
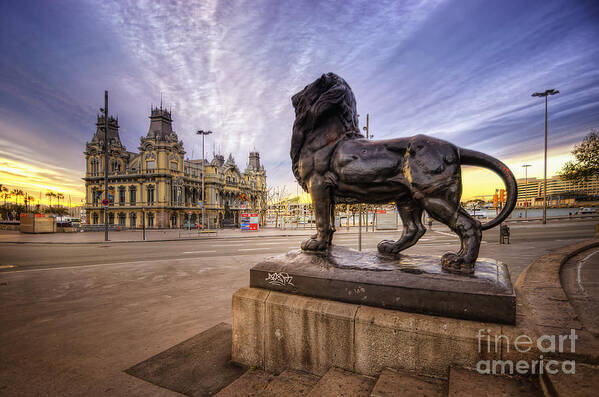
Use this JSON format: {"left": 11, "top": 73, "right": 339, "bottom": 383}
{"left": 0, "top": 220, "right": 595, "bottom": 395}
{"left": 0, "top": 220, "right": 596, "bottom": 277}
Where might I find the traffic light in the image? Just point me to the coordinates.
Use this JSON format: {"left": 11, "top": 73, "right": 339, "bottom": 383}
{"left": 493, "top": 194, "right": 498, "bottom": 208}
{"left": 499, "top": 189, "right": 505, "bottom": 203}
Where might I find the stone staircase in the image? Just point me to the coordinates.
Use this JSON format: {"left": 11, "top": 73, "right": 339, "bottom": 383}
{"left": 214, "top": 366, "right": 542, "bottom": 397}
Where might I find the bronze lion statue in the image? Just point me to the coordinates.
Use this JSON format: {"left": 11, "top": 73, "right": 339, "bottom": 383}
{"left": 290, "top": 73, "right": 517, "bottom": 274}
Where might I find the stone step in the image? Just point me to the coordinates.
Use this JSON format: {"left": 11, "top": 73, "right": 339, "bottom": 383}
{"left": 370, "top": 368, "right": 446, "bottom": 397}
{"left": 448, "top": 366, "right": 540, "bottom": 397}
{"left": 258, "top": 369, "right": 320, "bottom": 397}
{"left": 215, "top": 369, "right": 275, "bottom": 397}
{"left": 307, "top": 367, "right": 376, "bottom": 397}
{"left": 539, "top": 362, "right": 599, "bottom": 397}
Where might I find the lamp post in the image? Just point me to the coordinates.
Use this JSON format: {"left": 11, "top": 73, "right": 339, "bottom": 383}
{"left": 101, "top": 90, "right": 109, "bottom": 241}
{"left": 196, "top": 129, "right": 213, "bottom": 230}
{"left": 532, "top": 89, "right": 559, "bottom": 224}
{"left": 361, "top": 114, "right": 374, "bottom": 234}
{"left": 522, "top": 164, "right": 531, "bottom": 219}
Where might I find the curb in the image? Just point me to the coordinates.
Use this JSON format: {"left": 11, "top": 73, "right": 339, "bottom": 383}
{"left": 0, "top": 230, "right": 398, "bottom": 245}
{"left": 514, "top": 238, "right": 599, "bottom": 364}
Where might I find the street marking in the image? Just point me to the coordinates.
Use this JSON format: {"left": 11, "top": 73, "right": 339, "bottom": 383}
{"left": 254, "top": 242, "right": 290, "bottom": 245}
{"left": 183, "top": 250, "right": 217, "bottom": 254}
{"left": 433, "top": 231, "right": 457, "bottom": 237}
{"left": 238, "top": 247, "right": 272, "bottom": 251}
{"left": 210, "top": 244, "right": 244, "bottom": 247}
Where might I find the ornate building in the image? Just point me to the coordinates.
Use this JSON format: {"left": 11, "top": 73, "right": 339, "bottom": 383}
{"left": 83, "top": 107, "right": 267, "bottom": 228}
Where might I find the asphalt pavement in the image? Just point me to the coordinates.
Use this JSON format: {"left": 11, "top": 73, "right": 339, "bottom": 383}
{"left": 0, "top": 220, "right": 597, "bottom": 395}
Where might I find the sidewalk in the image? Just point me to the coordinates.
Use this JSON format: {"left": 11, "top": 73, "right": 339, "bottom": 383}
{"left": 0, "top": 216, "right": 596, "bottom": 244}
{"left": 0, "top": 225, "right": 392, "bottom": 244}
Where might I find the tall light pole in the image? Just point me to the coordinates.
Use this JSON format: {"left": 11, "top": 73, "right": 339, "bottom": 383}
{"left": 522, "top": 164, "right": 531, "bottom": 219}
{"left": 102, "top": 90, "right": 109, "bottom": 242}
{"left": 532, "top": 89, "right": 559, "bottom": 224}
{"left": 196, "top": 130, "right": 213, "bottom": 229}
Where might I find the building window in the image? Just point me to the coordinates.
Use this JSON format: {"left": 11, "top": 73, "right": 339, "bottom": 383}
{"left": 118, "top": 213, "right": 126, "bottom": 226}
{"left": 147, "top": 213, "right": 154, "bottom": 227}
{"left": 171, "top": 161, "right": 178, "bottom": 170}
{"left": 130, "top": 212, "right": 136, "bottom": 228}
{"left": 146, "top": 161, "right": 155, "bottom": 170}
{"left": 171, "top": 214, "right": 177, "bottom": 227}
{"left": 108, "top": 213, "right": 114, "bottom": 225}
{"left": 92, "top": 189, "right": 99, "bottom": 206}
{"left": 93, "top": 213, "right": 99, "bottom": 224}
{"left": 129, "top": 187, "right": 136, "bottom": 205}
{"left": 147, "top": 186, "right": 155, "bottom": 205}
{"left": 90, "top": 158, "right": 99, "bottom": 175}
{"left": 119, "top": 188, "right": 126, "bottom": 205}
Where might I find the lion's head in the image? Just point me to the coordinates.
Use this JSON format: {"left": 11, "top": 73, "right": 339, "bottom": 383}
{"left": 290, "top": 73, "right": 361, "bottom": 187}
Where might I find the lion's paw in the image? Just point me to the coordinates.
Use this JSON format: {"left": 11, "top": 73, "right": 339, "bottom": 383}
{"left": 301, "top": 237, "right": 329, "bottom": 251}
{"left": 441, "top": 253, "right": 474, "bottom": 275}
{"left": 377, "top": 240, "right": 401, "bottom": 256}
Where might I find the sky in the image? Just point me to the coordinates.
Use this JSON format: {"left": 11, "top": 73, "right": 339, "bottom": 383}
{"left": 1, "top": 0, "right": 598, "bottom": 205}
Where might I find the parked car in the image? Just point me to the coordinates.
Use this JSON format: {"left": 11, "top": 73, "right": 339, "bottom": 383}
{"left": 183, "top": 222, "right": 202, "bottom": 229}
{"left": 579, "top": 207, "right": 596, "bottom": 214}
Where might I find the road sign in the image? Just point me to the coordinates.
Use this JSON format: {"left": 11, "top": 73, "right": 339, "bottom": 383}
{"left": 102, "top": 198, "right": 110, "bottom": 206}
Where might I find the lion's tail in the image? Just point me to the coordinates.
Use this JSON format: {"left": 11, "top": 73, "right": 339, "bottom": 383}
{"left": 459, "top": 148, "right": 518, "bottom": 230}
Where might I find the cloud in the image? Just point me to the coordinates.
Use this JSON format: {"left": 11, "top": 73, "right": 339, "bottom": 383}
{"left": 0, "top": 0, "right": 598, "bottom": 199}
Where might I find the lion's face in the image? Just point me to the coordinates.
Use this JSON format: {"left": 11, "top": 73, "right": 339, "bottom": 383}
{"left": 290, "top": 73, "right": 360, "bottom": 188}
{"left": 291, "top": 73, "right": 339, "bottom": 116}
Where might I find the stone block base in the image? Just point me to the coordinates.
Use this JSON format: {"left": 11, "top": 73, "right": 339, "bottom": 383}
{"left": 232, "top": 287, "right": 504, "bottom": 377}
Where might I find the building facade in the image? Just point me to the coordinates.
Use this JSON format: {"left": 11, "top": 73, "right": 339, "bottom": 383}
{"left": 516, "top": 175, "right": 599, "bottom": 207}
{"left": 83, "top": 107, "right": 267, "bottom": 228}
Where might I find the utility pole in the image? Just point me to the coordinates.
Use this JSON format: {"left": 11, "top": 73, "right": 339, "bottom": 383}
{"left": 197, "top": 130, "right": 213, "bottom": 230}
{"left": 103, "top": 90, "right": 109, "bottom": 242}
{"left": 532, "top": 89, "right": 559, "bottom": 224}
{"left": 522, "top": 164, "right": 531, "bottom": 219}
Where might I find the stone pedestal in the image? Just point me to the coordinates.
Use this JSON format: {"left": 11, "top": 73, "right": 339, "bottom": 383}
{"left": 250, "top": 246, "right": 516, "bottom": 324}
{"left": 231, "top": 287, "right": 503, "bottom": 377}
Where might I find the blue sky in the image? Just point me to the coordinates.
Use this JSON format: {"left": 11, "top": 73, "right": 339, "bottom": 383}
{"left": 1, "top": 0, "right": 598, "bottom": 201}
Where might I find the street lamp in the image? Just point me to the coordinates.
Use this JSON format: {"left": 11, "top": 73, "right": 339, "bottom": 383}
{"left": 522, "top": 164, "right": 531, "bottom": 219}
{"left": 532, "top": 89, "right": 559, "bottom": 224}
{"left": 196, "top": 129, "right": 213, "bottom": 230}
{"left": 101, "top": 90, "right": 109, "bottom": 241}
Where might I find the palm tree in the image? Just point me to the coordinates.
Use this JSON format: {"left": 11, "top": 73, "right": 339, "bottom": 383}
{"left": 11, "top": 189, "right": 24, "bottom": 205}
{"left": 56, "top": 192, "right": 64, "bottom": 207}
{"left": 1, "top": 186, "right": 9, "bottom": 206}
{"left": 45, "top": 191, "right": 56, "bottom": 206}
{"left": 24, "top": 195, "right": 35, "bottom": 212}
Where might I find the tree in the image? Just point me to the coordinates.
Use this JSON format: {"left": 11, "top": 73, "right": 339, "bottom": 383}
{"left": 56, "top": 192, "right": 64, "bottom": 207}
{"left": 464, "top": 199, "right": 485, "bottom": 216}
{"left": 1, "top": 186, "right": 9, "bottom": 206}
{"left": 45, "top": 191, "right": 56, "bottom": 206}
{"left": 561, "top": 129, "right": 599, "bottom": 184}
{"left": 24, "top": 194, "right": 35, "bottom": 212}
{"left": 11, "top": 189, "right": 24, "bottom": 205}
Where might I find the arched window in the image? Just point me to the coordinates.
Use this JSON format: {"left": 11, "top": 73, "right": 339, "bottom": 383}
{"left": 93, "top": 213, "right": 99, "bottom": 224}
{"left": 118, "top": 213, "right": 126, "bottom": 226}
{"left": 108, "top": 213, "right": 114, "bottom": 225}
{"left": 147, "top": 212, "right": 154, "bottom": 227}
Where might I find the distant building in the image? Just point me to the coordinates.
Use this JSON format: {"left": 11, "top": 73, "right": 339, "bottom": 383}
{"left": 516, "top": 175, "right": 599, "bottom": 207}
{"left": 83, "top": 107, "right": 266, "bottom": 228}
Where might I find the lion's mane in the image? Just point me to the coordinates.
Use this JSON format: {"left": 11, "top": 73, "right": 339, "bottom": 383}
{"left": 290, "top": 73, "right": 361, "bottom": 189}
